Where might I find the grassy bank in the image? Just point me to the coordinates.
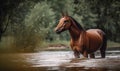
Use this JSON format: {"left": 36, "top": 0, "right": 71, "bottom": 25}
{"left": 0, "top": 36, "right": 120, "bottom": 52}
{"left": 107, "top": 41, "right": 120, "bottom": 48}
{"left": 39, "top": 40, "right": 120, "bottom": 48}
{"left": 35, "top": 40, "right": 120, "bottom": 51}
{"left": 35, "top": 40, "right": 70, "bottom": 51}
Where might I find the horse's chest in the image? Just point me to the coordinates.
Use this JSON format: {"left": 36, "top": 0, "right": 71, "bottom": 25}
{"left": 70, "top": 40, "right": 84, "bottom": 52}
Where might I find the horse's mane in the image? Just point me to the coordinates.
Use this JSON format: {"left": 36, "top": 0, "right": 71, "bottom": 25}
{"left": 69, "top": 16, "right": 84, "bottom": 30}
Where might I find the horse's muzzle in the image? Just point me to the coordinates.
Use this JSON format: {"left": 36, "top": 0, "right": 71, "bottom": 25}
{"left": 54, "top": 28, "right": 62, "bottom": 34}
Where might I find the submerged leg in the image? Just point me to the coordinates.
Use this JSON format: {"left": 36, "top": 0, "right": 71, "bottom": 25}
{"left": 100, "top": 43, "right": 106, "bottom": 58}
{"left": 100, "top": 49, "right": 106, "bottom": 58}
{"left": 74, "top": 50, "right": 80, "bottom": 58}
{"left": 83, "top": 51, "right": 88, "bottom": 58}
{"left": 90, "top": 53, "right": 95, "bottom": 58}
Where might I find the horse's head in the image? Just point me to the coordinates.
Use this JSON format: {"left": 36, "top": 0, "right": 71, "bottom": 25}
{"left": 54, "top": 13, "right": 72, "bottom": 34}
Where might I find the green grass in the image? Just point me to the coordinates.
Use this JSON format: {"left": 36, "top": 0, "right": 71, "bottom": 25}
{"left": 35, "top": 40, "right": 70, "bottom": 50}
{"left": 107, "top": 41, "right": 120, "bottom": 48}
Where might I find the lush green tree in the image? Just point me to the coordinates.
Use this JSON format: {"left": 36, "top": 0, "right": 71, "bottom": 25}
{"left": 73, "top": 0, "right": 98, "bottom": 29}
{"left": 0, "top": 0, "right": 23, "bottom": 41}
{"left": 24, "top": 1, "right": 55, "bottom": 41}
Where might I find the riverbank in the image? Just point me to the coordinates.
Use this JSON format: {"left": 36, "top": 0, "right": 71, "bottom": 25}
{"left": 42, "top": 44, "right": 120, "bottom": 51}
{"left": 0, "top": 40, "right": 120, "bottom": 53}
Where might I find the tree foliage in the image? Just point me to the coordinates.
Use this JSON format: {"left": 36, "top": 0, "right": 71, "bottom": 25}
{"left": 0, "top": 0, "right": 120, "bottom": 51}
{"left": 25, "top": 1, "right": 56, "bottom": 42}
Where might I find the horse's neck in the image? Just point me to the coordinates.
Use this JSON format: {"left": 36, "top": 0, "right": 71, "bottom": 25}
{"left": 69, "top": 25, "right": 84, "bottom": 41}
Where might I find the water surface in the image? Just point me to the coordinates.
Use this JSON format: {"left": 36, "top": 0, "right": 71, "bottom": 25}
{"left": 0, "top": 50, "right": 120, "bottom": 71}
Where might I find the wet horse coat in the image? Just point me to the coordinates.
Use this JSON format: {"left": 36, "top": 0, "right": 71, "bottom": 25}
{"left": 55, "top": 14, "right": 107, "bottom": 58}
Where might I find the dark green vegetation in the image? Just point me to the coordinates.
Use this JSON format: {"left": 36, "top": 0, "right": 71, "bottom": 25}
{"left": 0, "top": 0, "right": 120, "bottom": 52}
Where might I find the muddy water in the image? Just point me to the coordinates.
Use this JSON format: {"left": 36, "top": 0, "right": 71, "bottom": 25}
{"left": 0, "top": 51, "right": 120, "bottom": 71}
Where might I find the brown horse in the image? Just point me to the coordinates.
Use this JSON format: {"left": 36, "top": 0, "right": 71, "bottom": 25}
{"left": 54, "top": 13, "right": 107, "bottom": 58}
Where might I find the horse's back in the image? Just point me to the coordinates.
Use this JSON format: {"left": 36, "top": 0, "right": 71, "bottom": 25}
{"left": 86, "top": 29, "right": 105, "bottom": 39}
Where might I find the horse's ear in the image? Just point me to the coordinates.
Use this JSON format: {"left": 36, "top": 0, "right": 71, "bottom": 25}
{"left": 61, "top": 11, "right": 64, "bottom": 17}
{"left": 65, "top": 11, "right": 68, "bottom": 16}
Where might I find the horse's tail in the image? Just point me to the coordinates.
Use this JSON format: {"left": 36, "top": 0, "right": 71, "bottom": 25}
{"left": 102, "top": 33, "right": 107, "bottom": 48}
{"left": 100, "top": 33, "right": 107, "bottom": 58}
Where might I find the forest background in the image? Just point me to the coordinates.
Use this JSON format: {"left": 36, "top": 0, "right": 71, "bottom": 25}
{"left": 0, "top": 0, "right": 120, "bottom": 52}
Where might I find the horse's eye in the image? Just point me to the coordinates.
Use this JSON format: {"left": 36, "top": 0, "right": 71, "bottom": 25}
{"left": 64, "top": 20, "right": 69, "bottom": 24}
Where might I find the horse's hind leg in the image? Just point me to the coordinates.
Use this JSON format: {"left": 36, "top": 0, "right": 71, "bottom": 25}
{"left": 100, "top": 34, "right": 107, "bottom": 58}
{"left": 90, "top": 53, "right": 95, "bottom": 58}
{"left": 100, "top": 48, "right": 106, "bottom": 58}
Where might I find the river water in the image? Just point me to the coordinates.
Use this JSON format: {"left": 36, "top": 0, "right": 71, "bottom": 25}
{"left": 0, "top": 50, "right": 120, "bottom": 71}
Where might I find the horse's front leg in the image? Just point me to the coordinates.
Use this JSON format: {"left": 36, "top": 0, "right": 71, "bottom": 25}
{"left": 74, "top": 50, "right": 80, "bottom": 58}
{"left": 83, "top": 51, "right": 88, "bottom": 58}
{"left": 90, "top": 53, "right": 95, "bottom": 58}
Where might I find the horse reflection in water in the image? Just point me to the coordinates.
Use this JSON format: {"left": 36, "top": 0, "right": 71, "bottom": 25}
{"left": 54, "top": 13, "right": 107, "bottom": 58}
